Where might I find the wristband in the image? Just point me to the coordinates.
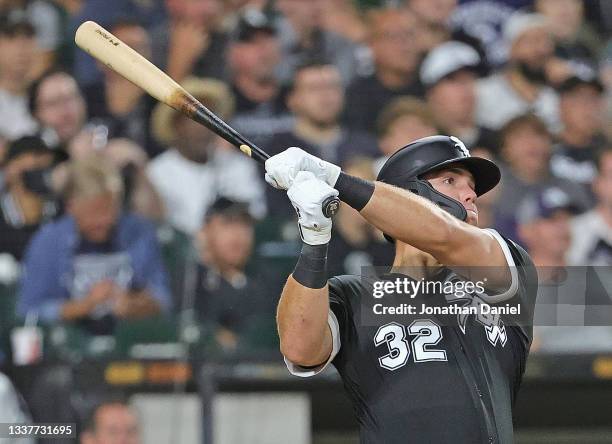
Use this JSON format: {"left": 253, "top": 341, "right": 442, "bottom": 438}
{"left": 335, "top": 172, "right": 375, "bottom": 211}
{"left": 292, "top": 243, "right": 328, "bottom": 289}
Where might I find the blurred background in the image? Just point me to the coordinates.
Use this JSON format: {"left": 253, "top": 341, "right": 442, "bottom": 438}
{"left": 0, "top": 0, "right": 610, "bottom": 442}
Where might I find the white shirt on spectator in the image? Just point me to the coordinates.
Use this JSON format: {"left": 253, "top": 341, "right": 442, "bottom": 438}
{"left": 147, "top": 147, "right": 266, "bottom": 234}
{"left": 0, "top": 89, "right": 37, "bottom": 141}
{"left": 567, "top": 210, "right": 612, "bottom": 265}
{"left": 476, "top": 73, "right": 560, "bottom": 132}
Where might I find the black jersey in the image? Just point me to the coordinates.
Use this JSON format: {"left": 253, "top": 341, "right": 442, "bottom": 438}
{"left": 286, "top": 231, "right": 537, "bottom": 444}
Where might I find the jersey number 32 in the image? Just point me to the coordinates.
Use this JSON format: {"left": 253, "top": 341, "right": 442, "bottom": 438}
{"left": 374, "top": 320, "right": 447, "bottom": 370}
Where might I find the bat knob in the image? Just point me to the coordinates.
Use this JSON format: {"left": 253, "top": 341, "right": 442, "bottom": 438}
{"left": 322, "top": 196, "right": 340, "bottom": 218}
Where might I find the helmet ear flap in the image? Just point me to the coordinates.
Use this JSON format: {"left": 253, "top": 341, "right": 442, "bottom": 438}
{"left": 382, "top": 179, "right": 468, "bottom": 243}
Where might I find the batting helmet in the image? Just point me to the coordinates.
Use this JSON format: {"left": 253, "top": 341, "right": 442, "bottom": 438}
{"left": 376, "top": 135, "right": 500, "bottom": 224}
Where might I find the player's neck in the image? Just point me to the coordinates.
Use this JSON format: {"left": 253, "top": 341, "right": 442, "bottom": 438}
{"left": 391, "top": 242, "right": 442, "bottom": 278}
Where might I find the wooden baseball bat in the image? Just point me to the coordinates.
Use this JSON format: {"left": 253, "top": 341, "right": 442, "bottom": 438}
{"left": 74, "top": 21, "right": 340, "bottom": 217}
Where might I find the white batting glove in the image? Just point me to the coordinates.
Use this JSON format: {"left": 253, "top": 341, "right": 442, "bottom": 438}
{"left": 287, "top": 171, "right": 338, "bottom": 245}
{"left": 265, "top": 147, "right": 341, "bottom": 190}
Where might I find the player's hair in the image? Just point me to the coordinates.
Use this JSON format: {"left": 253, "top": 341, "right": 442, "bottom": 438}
{"left": 376, "top": 96, "right": 437, "bottom": 137}
{"left": 500, "top": 113, "right": 550, "bottom": 147}
{"left": 63, "top": 154, "right": 124, "bottom": 202}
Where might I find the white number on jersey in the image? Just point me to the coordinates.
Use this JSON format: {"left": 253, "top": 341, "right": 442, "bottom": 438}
{"left": 374, "top": 320, "right": 448, "bottom": 370}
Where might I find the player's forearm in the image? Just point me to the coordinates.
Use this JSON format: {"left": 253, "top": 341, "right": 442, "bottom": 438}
{"left": 277, "top": 276, "right": 333, "bottom": 367}
{"left": 358, "top": 182, "right": 461, "bottom": 258}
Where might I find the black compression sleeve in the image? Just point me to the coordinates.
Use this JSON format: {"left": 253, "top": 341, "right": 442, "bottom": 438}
{"left": 292, "top": 243, "right": 329, "bottom": 289}
{"left": 335, "top": 172, "right": 375, "bottom": 211}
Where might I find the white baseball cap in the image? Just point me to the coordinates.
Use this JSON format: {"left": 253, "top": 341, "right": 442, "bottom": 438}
{"left": 420, "top": 41, "right": 480, "bottom": 88}
{"left": 504, "top": 12, "right": 549, "bottom": 47}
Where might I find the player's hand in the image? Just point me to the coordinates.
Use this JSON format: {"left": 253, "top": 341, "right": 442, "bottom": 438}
{"left": 265, "top": 147, "right": 341, "bottom": 190}
{"left": 287, "top": 171, "right": 338, "bottom": 245}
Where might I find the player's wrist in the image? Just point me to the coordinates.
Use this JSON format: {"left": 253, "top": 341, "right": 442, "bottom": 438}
{"left": 292, "top": 242, "right": 329, "bottom": 289}
{"left": 335, "top": 172, "right": 375, "bottom": 211}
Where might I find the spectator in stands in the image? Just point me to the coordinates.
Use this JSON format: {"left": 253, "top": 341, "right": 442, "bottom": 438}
{"left": 0, "top": 136, "right": 57, "bottom": 261}
{"left": 493, "top": 114, "right": 591, "bottom": 241}
{"left": 274, "top": 0, "right": 362, "bottom": 86}
{"left": 327, "top": 157, "right": 393, "bottom": 276}
{"left": 450, "top": 0, "right": 529, "bottom": 68}
{"left": 567, "top": 149, "right": 612, "bottom": 265}
{"left": 476, "top": 13, "right": 561, "bottom": 133}
{"left": 519, "top": 185, "right": 612, "bottom": 353}
{"left": 0, "top": 372, "right": 34, "bottom": 444}
{"left": 82, "top": 20, "right": 162, "bottom": 158}
{"left": 550, "top": 70, "right": 607, "bottom": 190}
{"left": 150, "top": 0, "right": 227, "bottom": 82}
{"left": 148, "top": 77, "right": 265, "bottom": 235}
{"left": 17, "top": 155, "right": 171, "bottom": 334}
{"left": 343, "top": 8, "right": 424, "bottom": 134}
{"left": 81, "top": 400, "right": 140, "bottom": 444}
{"left": 320, "top": 0, "right": 368, "bottom": 44}
{"left": 374, "top": 96, "right": 437, "bottom": 172}
{"left": 535, "top": 0, "right": 603, "bottom": 68}
{"left": 517, "top": 185, "right": 579, "bottom": 267}
{"left": 28, "top": 69, "right": 86, "bottom": 154}
{"left": 227, "top": 8, "right": 294, "bottom": 147}
{"left": 405, "top": 0, "right": 487, "bottom": 65}
{"left": 270, "top": 61, "right": 377, "bottom": 166}
{"left": 0, "top": 15, "right": 37, "bottom": 145}
{"left": 0, "top": 0, "right": 62, "bottom": 77}
{"left": 267, "top": 61, "right": 377, "bottom": 219}
{"left": 103, "top": 139, "right": 164, "bottom": 222}
{"left": 421, "top": 41, "right": 497, "bottom": 151}
{"left": 190, "top": 197, "right": 276, "bottom": 351}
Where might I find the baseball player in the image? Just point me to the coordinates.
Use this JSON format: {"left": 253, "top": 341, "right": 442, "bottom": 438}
{"left": 265, "top": 135, "right": 538, "bottom": 443}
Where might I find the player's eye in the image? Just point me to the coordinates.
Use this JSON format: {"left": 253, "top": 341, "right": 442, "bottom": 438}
{"left": 443, "top": 177, "right": 455, "bottom": 185}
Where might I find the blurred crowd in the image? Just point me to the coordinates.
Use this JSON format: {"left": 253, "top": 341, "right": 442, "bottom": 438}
{"left": 0, "top": 0, "right": 610, "bottom": 437}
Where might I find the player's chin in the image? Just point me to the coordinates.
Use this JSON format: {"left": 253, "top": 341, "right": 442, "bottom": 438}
{"left": 466, "top": 210, "right": 479, "bottom": 226}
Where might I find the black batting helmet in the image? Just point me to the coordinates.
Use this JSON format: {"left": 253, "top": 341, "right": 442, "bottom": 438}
{"left": 376, "top": 135, "right": 500, "bottom": 225}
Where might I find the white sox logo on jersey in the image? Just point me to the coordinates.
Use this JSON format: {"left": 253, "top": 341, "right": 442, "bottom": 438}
{"left": 445, "top": 279, "right": 508, "bottom": 347}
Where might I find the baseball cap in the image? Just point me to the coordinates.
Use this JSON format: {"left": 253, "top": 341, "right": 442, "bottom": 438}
{"left": 420, "top": 41, "right": 480, "bottom": 88}
{"left": 557, "top": 66, "right": 605, "bottom": 95}
{"left": 232, "top": 8, "right": 276, "bottom": 42}
{"left": 504, "top": 12, "right": 549, "bottom": 47}
{"left": 517, "top": 186, "right": 582, "bottom": 225}
{"left": 4, "top": 136, "right": 55, "bottom": 164}
{"left": 204, "top": 197, "right": 253, "bottom": 224}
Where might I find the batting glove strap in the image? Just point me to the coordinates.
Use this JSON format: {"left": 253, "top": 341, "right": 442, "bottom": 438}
{"left": 335, "top": 172, "right": 375, "bottom": 212}
{"left": 292, "top": 243, "right": 329, "bottom": 289}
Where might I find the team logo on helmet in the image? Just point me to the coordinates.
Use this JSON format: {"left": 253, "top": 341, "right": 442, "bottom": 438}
{"left": 450, "top": 136, "right": 470, "bottom": 157}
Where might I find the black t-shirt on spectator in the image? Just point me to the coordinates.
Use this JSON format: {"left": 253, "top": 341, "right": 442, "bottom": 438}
{"left": 229, "top": 85, "right": 295, "bottom": 148}
{"left": 266, "top": 129, "right": 379, "bottom": 220}
{"left": 82, "top": 83, "right": 163, "bottom": 158}
{"left": 0, "top": 191, "right": 57, "bottom": 261}
{"left": 342, "top": 73, "right": 424, "bottom": 135}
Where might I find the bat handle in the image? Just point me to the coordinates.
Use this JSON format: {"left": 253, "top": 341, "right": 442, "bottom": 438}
{"left": 322, "top": 195, "right": 341, "bottom": 218}
{"left": 239, "top": 144, "right": 340, "bottom": 218}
